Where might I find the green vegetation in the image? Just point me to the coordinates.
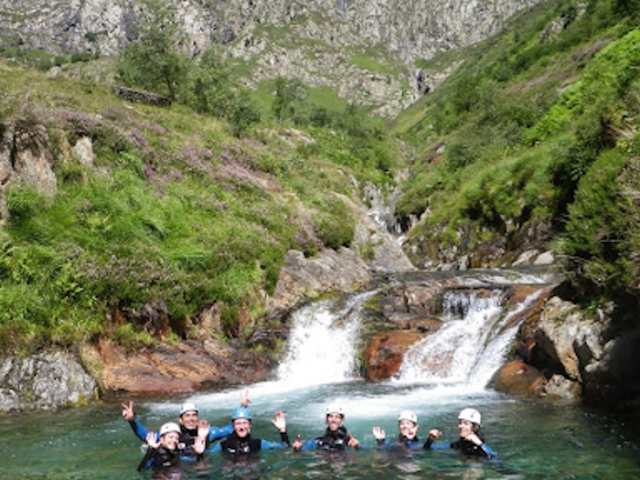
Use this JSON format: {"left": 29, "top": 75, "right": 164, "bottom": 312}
{"left": 394, "top": 0, "right": 640, "bottom": 304}
{"left": 0, "top": 9, "right": 401, "bottom": 353}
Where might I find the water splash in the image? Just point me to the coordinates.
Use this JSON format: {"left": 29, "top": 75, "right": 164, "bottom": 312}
{"left": 395, "top": 289, "right": 505, "bottom": 385}
{"left": 276, "top": 292, "right": 376, "bottom": 387}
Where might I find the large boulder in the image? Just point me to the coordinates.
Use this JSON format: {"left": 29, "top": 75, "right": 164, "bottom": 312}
{"left": 0, "top": 350, "right": 97, "bottom": 411}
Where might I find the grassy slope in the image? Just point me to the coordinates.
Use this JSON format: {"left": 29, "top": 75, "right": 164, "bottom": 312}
{"left": 392, "top": 0, "right": 640, "bottom": 304}
{"left": 0, "top": 60, "right": 403, "bottom": 354}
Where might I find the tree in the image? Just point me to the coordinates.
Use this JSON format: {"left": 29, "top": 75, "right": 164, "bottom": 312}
{"left": 116, "top": 0, "right": 189, "bottom": 100}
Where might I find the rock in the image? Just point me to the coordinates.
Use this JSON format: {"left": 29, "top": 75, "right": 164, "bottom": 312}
{"left": 534, "top": 296, "right": 608, "bottom": 382}
{"left": 490, "top": 359, "right": 546, "bottom": 396}
{"left": 363, "top": 330, "right": 426, "bottom": 380}
{"left": 0, "top": 351, "right": 97, "bottom": 411}
{"left": 543, "top": 374, "right": 582, "bottom": 400}
{"left": 534, "top": 251, "right": 555, "bottom": 265}
{"left": 267, "top": 248, "right": 371, "bottom": 317}
{"left": 72, "top": 137, "right": 95, "bottom": 167}
{"left": 0, "top": 0, "right": 544, "bottom": 117}
{"left": 82, "top": 338, "right": 271, "bottom": 395}
{"left": 0, "top": 123, "right": 57, "bottom": 200}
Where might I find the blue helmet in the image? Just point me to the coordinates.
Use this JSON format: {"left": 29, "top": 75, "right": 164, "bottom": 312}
{"left": 232, "top": 407, "right": 251, "bottom": 421}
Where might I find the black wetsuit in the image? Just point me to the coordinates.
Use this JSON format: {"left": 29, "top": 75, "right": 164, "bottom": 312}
{"left": 376, "top": 434, "right": 423, "bottom": 451}
{"left": 137, "top": 445, "right": 181, "bottom": 472}
{"left": 178, "top": 425, "right": 207, "bottom": 456}
{"left": 423, "top": 432, "right": 497, "bottom": 458}
{"left": 215, "top": 431, "right": 290, "bottom": 454}
{"left": 300, "top": 426, "right": 352, "bottom": 451}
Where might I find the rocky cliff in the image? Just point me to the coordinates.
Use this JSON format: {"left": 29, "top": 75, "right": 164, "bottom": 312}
{"left": 0, "top": 0, "right": 542, "bottom": 115}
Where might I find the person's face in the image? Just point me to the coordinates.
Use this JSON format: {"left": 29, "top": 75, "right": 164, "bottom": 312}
{"left": 161, "top": 431, "right": 180, "bottom": 450}
{"left": 180, "top": 410, "right": 198, "bottom": 430}
{"left": 233, "top": 418, "right": 251, "bottom": 438}
{"left": 326, "top": 413, "right": 344, "bottom": 431}
{"left": 457, "top": 419, "right": 475, "bottom": 438}
{"left": 398, "top": 419, "right": 418, "bottom": 439}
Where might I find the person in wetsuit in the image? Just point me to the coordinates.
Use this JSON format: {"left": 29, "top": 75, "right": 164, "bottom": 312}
{"left": 137, "top": 421, "right": 204, "bottom": 473}
{"left": 423, "top": 407, "right": 498, "bottom": 459}
{"left": 122, "top": 390, "right": 251, "bottom": 456}
{"left": 372, "top": 410, "right": 426, "bottom": 451}
{"left": 292, "top": 404, "right": 360, "bottom": 452}
{"left": 209, "top": 407, "right": 291, "bottom": 455}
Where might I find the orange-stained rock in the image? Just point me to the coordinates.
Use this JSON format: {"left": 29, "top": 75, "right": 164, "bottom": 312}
{"left": 363, "top": 330, "right": 429, "bottom": 381}
{"left": 490, "top": 359, "right": 546, "bottom": 396}
{"left": 81, "top": 338, "right": 272, "bottom": 395}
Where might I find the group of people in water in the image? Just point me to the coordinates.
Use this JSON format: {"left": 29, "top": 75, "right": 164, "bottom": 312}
{"left": 121, "top": 391, "right": 497, "bottom": 474}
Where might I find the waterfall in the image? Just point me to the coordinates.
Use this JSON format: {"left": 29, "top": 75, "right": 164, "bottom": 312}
{"left": 276, "top": 292, "right": 375, "bottom": 387}
{"left": 395, "top": 288, "right": 546, "bottom": 389}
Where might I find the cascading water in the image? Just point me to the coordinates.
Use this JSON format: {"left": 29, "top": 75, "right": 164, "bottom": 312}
{"left": 276, "top": 292, "right": 376, "bottom": 386}
{"left": 5, "top": 270, "right": 637, "bottom": 480}
{"left": 395, "top": 289, "right": 506, "bottom": 386}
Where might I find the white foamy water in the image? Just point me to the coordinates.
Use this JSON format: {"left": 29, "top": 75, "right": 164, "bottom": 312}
{"left": 276, "top": 292, "right": 375, "bottom": 386}
{"left": 394, "top": 290, "right": 505, "bottom": 386}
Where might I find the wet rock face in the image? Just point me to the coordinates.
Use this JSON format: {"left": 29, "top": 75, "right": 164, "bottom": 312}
{"left": 0, "top": 351, "right": 97, "bottom": 411}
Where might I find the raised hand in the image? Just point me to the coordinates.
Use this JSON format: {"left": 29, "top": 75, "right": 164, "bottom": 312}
{"left": 121, "top": 401, "right": 134, "bottom": 421}
{"left": 271, "top": 410, "right": 286, "bottom": 433}
{"left": 347, "top": 433, "right": 360, "bottom": 449}
{"left": 372, "top": 426, "right": 386, "bottom": 441}
{"left": 193, "top": 436, "right": 206, "bottom": 454}
{"left": 292, "top": 434, "right": 303, "bottom": 451}
{"left": 428, "top": 429, "right": 443, "bottom": 439}
{"left": 464, "top": 432, "right": 483, "bottom": 446}
{"left": 197, "top": 420, "right": 210, "bottom": 440}
{"left": 240, "top": 389, "right": 251, "bottom": 408}
{"left": 146, "top": 431, "right": 160, "bottom": 449}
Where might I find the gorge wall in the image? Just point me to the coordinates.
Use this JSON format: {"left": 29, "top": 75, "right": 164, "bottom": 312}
{"left": 0, "top": 0, "right": 543, "bottom": 115}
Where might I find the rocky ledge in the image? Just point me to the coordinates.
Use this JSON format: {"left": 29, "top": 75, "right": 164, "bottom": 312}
{"left": 0, "top": 350, "right": 97, "bottom": 411}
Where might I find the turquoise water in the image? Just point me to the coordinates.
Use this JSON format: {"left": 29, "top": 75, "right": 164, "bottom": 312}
{"left": 2, "top": 380, "right": 639, "bottom": 479}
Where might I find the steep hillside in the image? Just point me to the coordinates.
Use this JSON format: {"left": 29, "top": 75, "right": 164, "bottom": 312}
{"left": 0, "top": 0, "right": 542, "bottom": 116}
{"left": 393, "top": 0, "right": 640, "bottom": 306}
{"left": 0, "top": 58, "right": 404, "bottom": 354}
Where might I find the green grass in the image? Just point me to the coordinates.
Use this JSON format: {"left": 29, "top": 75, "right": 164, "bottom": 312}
{"left": 394, "top": 0, "right": 640, "bottom": 299}
{"left": 0, "top": 54, "right": 399, "bottom": 352}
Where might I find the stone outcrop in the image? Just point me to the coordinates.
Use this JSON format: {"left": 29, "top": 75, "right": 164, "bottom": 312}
{"left": 0, "top": 0, "right": 543, "bottom": 116}
{"left": 0, "top": 122, "right": 58, "bottom": 223}
{"left": 491, "top": 291, "right": 640, "bottom": 408}
{"left": 0, "top": 351, "right": 97, "bottom": 411}
{"left": 80, "top": 338, "right": 272, "bottom": 395}
{"left": 267, "top": 248, "right": 371, "bottom": 318}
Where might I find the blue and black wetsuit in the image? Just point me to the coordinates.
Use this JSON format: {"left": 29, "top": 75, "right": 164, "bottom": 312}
{"left": 128, "top": 418, "right": 233, "bottom": 457}
{"left": 297, "top": 426, "right": 353, "bottom": 452}
{"left": 376, "top": 434, "right": 423, "bottom": 451}
{"left": 210, "top": 431, "right": 290, "bottom": 454}
{"left": 423, "top": 434, "right": 498, "bottom": 459}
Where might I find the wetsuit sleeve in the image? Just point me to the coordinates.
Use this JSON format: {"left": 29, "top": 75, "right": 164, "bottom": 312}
{"left": 207, "top": 422, "right": 234, "bottom": 442}
{"left": 299, "top": 439, "right": 317, "bottom": 452}
{"left": 259, "top": 431, "right": 290, "bottom": 450}
{"left": 128, "top": 418, "right": 151, "bottom": 443}
{"left": 423, "top": 437, "right": 452, "bottom": 450}
{"left": 479, "top": 443, "right": 498, "bottom": 458}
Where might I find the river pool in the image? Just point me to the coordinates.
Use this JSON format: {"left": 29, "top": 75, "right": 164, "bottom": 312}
{"left": 1, "top": 380, "right": 639, "bottom": 479}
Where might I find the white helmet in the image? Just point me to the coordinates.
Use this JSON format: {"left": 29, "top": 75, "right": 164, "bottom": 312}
{"left": 458, "top": 408, "right": 481, "bottom": 426}
{"left": 325, "top": 404, "right": 344, "bottom": 416}
{"left": 398, "top": 410, "right": 418, "bottom": 424}
{"left": 159, "top": 422, "right": 181, "bottom": 436}
{"left": 180, "top": 402, "right": 198, "bottom": 416}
